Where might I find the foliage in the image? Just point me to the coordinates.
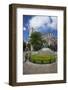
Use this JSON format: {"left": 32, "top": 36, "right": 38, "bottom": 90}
{"left": 30, "top": 32, "right": 43, "bottom": 51}
{"left": 31, "top": 54, "right": 56, "bottom": 64}
{"left": 27, "top": 42, "right": 31, "bottom": 50}
{"left": 23, "top": 41, "right": 26, "bottom": 51}
{"left": 42, "top": 39, "right": 48, "bottom": 48}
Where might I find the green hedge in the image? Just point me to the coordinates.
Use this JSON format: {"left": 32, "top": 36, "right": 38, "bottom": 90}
{"left": 30, "top": 54, "right": 56, "bottom": 64}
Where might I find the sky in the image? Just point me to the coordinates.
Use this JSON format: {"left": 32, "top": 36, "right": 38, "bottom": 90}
{"left": 23, "top": 15, "right": 57, "bottom": 42}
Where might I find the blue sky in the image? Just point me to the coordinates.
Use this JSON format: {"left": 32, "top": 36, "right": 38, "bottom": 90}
{"left": 23, "top": 15, "right": 57, "bottom": 42}
{"left": 23, "top": 15, "right": 33, "bottom": 42}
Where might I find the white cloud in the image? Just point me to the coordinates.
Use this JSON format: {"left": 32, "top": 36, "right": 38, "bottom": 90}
{"left": 29, "top": 16, "right": 50, "bottom": 29}
{"left": 29, "top": 16, "right": 57, "bottom": 31}
{"left": 23, "top": 27, "right": 26, "bottom": 31}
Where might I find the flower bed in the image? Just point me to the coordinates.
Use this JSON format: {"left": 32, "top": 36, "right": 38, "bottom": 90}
{"left": 30, "top": 54, "right": 56, "bottom": 64}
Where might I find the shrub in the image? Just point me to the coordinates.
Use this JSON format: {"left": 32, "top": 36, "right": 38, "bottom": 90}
{"left": 31, "top": 54, "right": 56, "bottom": 64}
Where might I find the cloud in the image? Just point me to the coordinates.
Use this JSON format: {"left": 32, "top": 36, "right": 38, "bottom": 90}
{"left": 48, "top": 17, "right": 57, "bottom": 30}
{"left": 29, "top": 16, "right": 57, "bottom": 31}
{"left": 23, "top": 27, "right": 26, "bottom": 31}
{"left": 29, "top": 16, "right": 50, "bottom": 29}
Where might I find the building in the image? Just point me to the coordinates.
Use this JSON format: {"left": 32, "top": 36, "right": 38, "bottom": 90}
{"left": 42, "top": 32, "right": 57, "bottom": 46}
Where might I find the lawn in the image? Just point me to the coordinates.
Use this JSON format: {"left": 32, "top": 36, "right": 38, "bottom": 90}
{"left": 30, "top": 54, "right": 57, "bottom": 64}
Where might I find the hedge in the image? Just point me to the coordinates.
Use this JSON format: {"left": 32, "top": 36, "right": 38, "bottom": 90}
{"left": 30, "top": 54, "right": 56, "bottom": 64}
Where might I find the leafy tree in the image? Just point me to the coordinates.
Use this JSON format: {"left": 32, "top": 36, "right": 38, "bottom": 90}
{"left": 23, "top": 41, "right": 26, "bottom": 51}
{"left": 27, "top": 42, "right": 31, "bottom": 50}
{"left": 30, "top": 32, "right": 43, "bottom": 51}
{"left": 42, "top": 39, "right": 48, "bottom": 48}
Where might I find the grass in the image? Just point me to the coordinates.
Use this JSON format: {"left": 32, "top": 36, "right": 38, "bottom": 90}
{"left": 30, "top": 54, "right": 57, "bottom": 64}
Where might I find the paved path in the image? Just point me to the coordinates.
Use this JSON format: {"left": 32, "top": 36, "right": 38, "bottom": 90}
{"left": 23, "top": 60, "right": 57, "bottom": 75}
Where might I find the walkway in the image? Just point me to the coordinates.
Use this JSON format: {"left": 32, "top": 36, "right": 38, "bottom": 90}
{"left": 23, "top": 60, "right": 57, "bottom": 75}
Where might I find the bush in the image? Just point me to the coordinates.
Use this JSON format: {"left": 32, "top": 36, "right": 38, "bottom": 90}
{"left": 31, "top": 54, "right": 56, "bottom": 64}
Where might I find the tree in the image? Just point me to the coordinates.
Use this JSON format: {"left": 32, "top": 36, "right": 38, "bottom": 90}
{"left": 30, "top": 32, "right": 43, "bottom": 51}
{"left": 42, "top": 39, "right": 48, "bottom": 48}
{"left": 23, "top": 41, "right": 26, "bottom": 51}
{"left": 27, "top": 42, "right": 31, "bottom": 50}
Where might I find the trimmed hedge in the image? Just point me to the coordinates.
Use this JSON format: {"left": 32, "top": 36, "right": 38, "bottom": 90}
{"left": 30, "top": 54, "right": 56, "bottom": 64}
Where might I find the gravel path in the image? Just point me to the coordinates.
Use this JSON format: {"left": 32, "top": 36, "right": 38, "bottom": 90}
{"left": 23, "top": 61, "right": 57, "bottom": 75}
